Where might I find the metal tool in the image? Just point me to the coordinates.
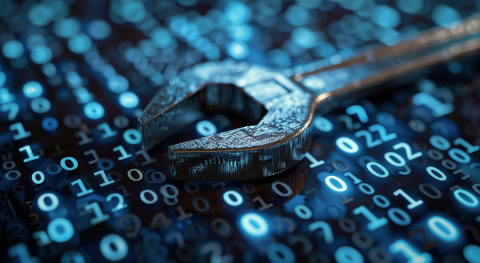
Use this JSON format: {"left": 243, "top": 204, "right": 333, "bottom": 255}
{"left": 139, "top": 15, "right": 480, "bottom": 181}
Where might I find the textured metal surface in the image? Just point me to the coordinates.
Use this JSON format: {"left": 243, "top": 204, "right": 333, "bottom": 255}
{"left": 140, "top": 15, "right": 480, "bottom": 181}
{"left": 139, "top": 60, "right": 314, "bottom": 180}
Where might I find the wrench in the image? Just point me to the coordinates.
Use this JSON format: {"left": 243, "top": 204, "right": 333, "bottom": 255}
{"left": 139, "top": 14, "right": 480, "bottom": 181}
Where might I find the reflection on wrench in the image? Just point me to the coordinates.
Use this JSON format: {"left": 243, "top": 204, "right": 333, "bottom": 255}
{"left": 139, "top": 15, "right": 480, "bottom": 181}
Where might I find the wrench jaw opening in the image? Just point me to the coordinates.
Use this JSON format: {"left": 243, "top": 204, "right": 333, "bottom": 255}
{"left": 139, "top": 60, "right": 315, "bottom": 181}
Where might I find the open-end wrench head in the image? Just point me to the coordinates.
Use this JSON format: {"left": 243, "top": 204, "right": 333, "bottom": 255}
{"left": 139, "top": 60, "right": 314, "bottom": 181}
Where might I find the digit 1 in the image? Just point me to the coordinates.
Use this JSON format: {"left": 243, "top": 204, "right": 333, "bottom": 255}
{"left": 304, "top": 152, "right": 325, "bottom": 168}
{"left": 353, "top": 205, "right": 388, "bottom": 231}
{"left": 454, "top": 137, "right": 480, "bottom": 154}
{"left": 411, "top": 92, "right": 454, "bottom": 118}
{"left": 84, "top": 202, "right": 110, "bottom": 225}
{"left": 393, "top": 189, "right": 424, "bottom": 209}
{"left": 113, "top": 145, "right": 132, "bottom": 160}
{"left": 71, "top": 179, "right": 94, "bottom": 197}
{"left": 389, "top": 239, "right": 432, "bottom": 263}
{"left": 337, "top": 193, "right": 354, "bottom": 205}
{"left": 19, "top": 145, "right": 39, "bottom": 162}
{"left": 94, "top": 170, "right": 114, "bottom": 187}
{"left": 135, "top": 149, "right": 157, "bottom": 166}
{"left": 97, "top": 122, "right": 118, "bottom": 138}
{"left": 175, "top": 205, "right": 192, "bottom": 221}
{"left": 344, "top": 172, "right": 362, "bottom": 184}
{"left": 10, "top": 122, "right": 32, "bottom": 140}
{"left": 117, "top": 185, "right": 131, "bottom": 197}
{"left": 252, "top": 196, "right": 274, "bottom": 211}
{"left": 84, "top": 149, "right": 102, "bottom": 164}
{"left": 74, "top": 131, "right": 93, "bottom": 145}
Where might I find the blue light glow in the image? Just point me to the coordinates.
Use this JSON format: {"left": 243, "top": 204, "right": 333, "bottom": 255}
{"left": 336, "top": 137, "right": 359, "bottom": 153}
{"left": 42, "top": 117, "right": 58, "bottom": 131}
{"left": 68, "top": 34, "right": 92, "bottom": 54}
{"left": 121, "top": 1, "right": 146, "bottom": 23}
{"left": 427, "top": 216, "right": 458, "bottom": 241}
{"left": 30, "top": 45, "right": 52, "bottom": 64}
{"left": 432, "top": 5, "right": 461, "bottom": 28}
{"left": 227, "top": 41, "right": 249, "bottom": 59}
{"left": 268, "top": 49, "right": 291, "bottom": 67}
{"left": 335, "top": 246, "right": 363, "bottom": 263}
{"left": 229, "top": 24, "right": 254, "bottom": 41}
{"left": 285, "top": 5, "right": 310, "bottom": 26}
{"left": 225, "top": 1, "right": 252, "bottom": 24}
{"left": 294, "top": 204, "right": 312, "bottom": 219}
{"left": 240, "top": 213, "right": 268, "bottom": 236}
{"left": 54, "top": 18, "right": 80, "bottom": 38}
{"left": 84, "top": 102, "right": 105, "bottom": 119}
{"left": 389, "top": 239, "right": 432, "bottom": 263}
{"left": 454, "top": 189, "right": 478, "bottom": 207}
{"left": 23, "top": 81, "right": 43, "bottom": 98}
{"left": 119, "top": 92, "right": 139, "bottom": 108}
{"left": 313, "top": 116, "right": 333, "bottom": 132}
{"left": 292, "top": 27, "right": 321, "bottom": 49}
{"left": 223, "top": 191, "right": 243, "bottom": 206}
{"left": 27, "top": 4, "right": 53, "bottom": 27}
{"left": 2, "top": 40, "right": 24, "bottom": 59}
{"left": 396, "top": 0, "right": 423, "bottom": 14}
{"left": 88, "top": 20, "right": 111, "bottom": 40}
{"left": 267, "top": 243, "right": 296, "bottom": 263}
{"left": 150, "top": 27, "right": 173, "bottom": 48}
{"left": 325, "top": 175, "right": 347, "bottom": 192}
{"left": 108, "top": 75, "right": 129, "bottom": 93}
{"left": 464, "top": 244, "right": 480, "bottom": 263}
{"left": 196, "top": 120, "right": 217, "bottom": 136}
{"left": 371, "top": 5, "right": 400, "bottom": 29}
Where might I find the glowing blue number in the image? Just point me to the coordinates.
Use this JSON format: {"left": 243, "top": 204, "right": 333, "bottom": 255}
{"left": 353, "top": 205, "right": 388, "bottom": 231}
{"left": 389, "top": 239, "right": 432, "bottom": 263}
{"left": 267, "top": 243, "right": 295, "bottom": 263}
{"left": 123, "top": 129, "right": 142, "bottom": 145}
{"left": 196, "top": 120, "right": 217, "bottom": 136}
{"left": 429, "top": 135, "right": 450, "bottom": 150}
{"left": 393, "top": 142, "right": 423, "bottom": 160}
{"left": 61, "top": 157, "right": 78, "bottom": 171}
{"left": 355, "top": 130, "right": 382, "bottom": 148}
{"left": 454, "top": 189, "right": 478, "bottom": 207}
{"left": 369, "top": 124, "right": 397, "bottom": 142}
{"left": 373, "top": 195, "right": 390, "bottom": 208}
{"left": 336, "top": 137, "right": 359, "bottom": 153}
{"left": 38, "top": 193, "right": 59, "bottom": 211}
{"left": 140, "top": 189, "right": 158, "bottom": 204}
{"left": 84, "top": 102, "right": 105, "bottom": 120}
{"left": 427, "top": 216, "right": 458, "bottom": 241}
{"left": 393, "top": 189, "right": 423, "bottom": 209}
{"left": 32, "top": 171, "right": 45, "bottom": 184}
{"left": 325, "top": 175, "right": 347, "bottom": 192}
{"left": 1, "top": 103, "right": 20, "bottom": 120}
{"left": 106, "top": 193, "right": 128, "bottom": 212}
{"left": 334, "top": 246, "right": 364, "bottom": 263}
{"left": 448, "top": 148, "right": 470, "bottom": 164}
{"left": 346, "top": 105, "right": 368, "bottom": 123}
{"left": 240, "top": 213, "right": 268, "bottom": 236}
{"left": 19, "top": 145, "right": 39, "bottom": 162}
{"left": 100, "top": 234, "right": 128, "bottom": 261}
{"left": 454, "top": 137, "right": 479, "bottom": 154}
{"left": 366, "top": 162, "right": 389, "bottom": 178}
{"left": 426, "top": 166, "right": 446, "bottom": 181}
{"left": 313, "top": 116, "right": 333, "bottom": 132}
{"left": 294, "top": 204, "right": 312, "bottom": 219}
{"left": 358, "top": 183, "right": 374, "bottom": 195}
{"left": 30, "top": 97, "right": 51, "bottom": 113}
{"left": 223, "top": 191, "right": 243, "bottom": 206}
{"left": 48, "top": 218, "right": 74, "bottom": 243}
{"left": 387, "top": 208, "right": 411, "bottom": 226}
{"left": 384, "top": 152, "right": 405, "bottom": 167}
